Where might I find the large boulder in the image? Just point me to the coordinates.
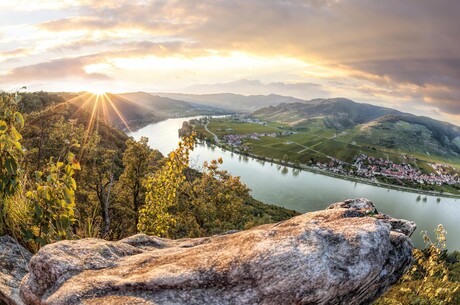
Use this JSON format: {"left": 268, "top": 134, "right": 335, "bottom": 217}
{"left": 0, "top": 236, "right": 32, "bottom": 305}
{"left": 20, "top": 198, "right": 416, "bottom": 305}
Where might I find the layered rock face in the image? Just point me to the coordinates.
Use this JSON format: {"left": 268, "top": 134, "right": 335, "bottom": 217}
{"left": 0, "top": 236, "right": 31, "bottom": 305}
{"left": 19, "top": 198, "right": 415, "bottom": 305}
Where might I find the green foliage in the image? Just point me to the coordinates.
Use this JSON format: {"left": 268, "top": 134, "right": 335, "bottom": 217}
{"left": 138, "top": 134, "right": 195, "bottom": 236}
{"left": 138, "top": 134, "right": 297, "bottom": 239}
{"left": 445, "top": 251, "right": 460, "bottom": 282}
{"left": 241, "top": 198, "right": 299, "bottom": 228}
{"left": 18, "top": 91, "right": 64, "bottom": 114}
{"left": 0, "top": 92, "right": 25, "bottom": 236}
{"left": 79, "top": 133, "right": 117, "bottom": 236}
{"left": 21, "top": 99, "right": 129, "bottom": 240}
{"left": 117, "top": 136, "right": 161, "bottom": 235}
{"left": 22, "top": 101, "right": 128, "bottom": 174}
{"left": 375, "top": 225, "right": 460, "bottom": 305}
{"left": 0, "top": 92, "right": 24, "bottom": 197}
{"left": 173, "top": 157, "right": 250, "bottom": 237}
{"left": 25, "top": 151, "right": 80, "bottom": 250}
{"left": 0, "top": 91, "right": 307, "bottom": 253}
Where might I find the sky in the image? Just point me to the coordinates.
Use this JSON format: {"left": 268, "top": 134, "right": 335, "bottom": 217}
{"left": 0, "top": 0, "right": 459, "bottom": 124}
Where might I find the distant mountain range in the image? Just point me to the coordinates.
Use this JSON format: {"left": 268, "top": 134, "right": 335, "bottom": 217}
{"left": 156, "top": 93, "right": 306, "bottom": 112}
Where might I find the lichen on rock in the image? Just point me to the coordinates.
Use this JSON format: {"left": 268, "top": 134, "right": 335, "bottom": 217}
{"left": 19, "top": 198, "right": 415, "bottom": 305}
{"left": 0, "top": 236, "right": 32, "bottom": 305}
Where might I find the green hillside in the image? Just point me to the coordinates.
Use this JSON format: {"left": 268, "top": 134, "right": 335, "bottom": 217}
{"left": 252, "top": 98, "right": 460, "bottom": 166}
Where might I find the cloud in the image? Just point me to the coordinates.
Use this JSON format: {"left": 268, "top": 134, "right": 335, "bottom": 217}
{"left": 3, "top": 0, "right": 460, "bottom": 120}
{"left": 0, "top": 47, "right": 32, "bottom": 62}
{"left": 39, "top": 16, "right": 119, "bottom": 31}
{"left": 1, "top": 55, "right": 111, "bottom": 82}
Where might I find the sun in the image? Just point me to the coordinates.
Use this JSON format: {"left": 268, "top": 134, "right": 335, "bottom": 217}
{"left": 89, "top": 88, "right": 107, "bottom": 95}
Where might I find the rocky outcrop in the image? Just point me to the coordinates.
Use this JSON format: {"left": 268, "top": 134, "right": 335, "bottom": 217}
{"left": 20, "top": 198, "right": 416, "bottom": 305}
{"left": 0, "top": 236, "right": 32, "bottom": 305}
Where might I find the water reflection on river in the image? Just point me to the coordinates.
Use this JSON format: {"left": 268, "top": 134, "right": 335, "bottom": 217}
{"left": 129, "top": 117, "right": 460, "bottom": 250}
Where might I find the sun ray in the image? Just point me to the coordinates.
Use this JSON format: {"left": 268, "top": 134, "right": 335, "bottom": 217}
{"left": 64, "top": 92, "right": 93, "bottom": 104}
{"left": 68, "top": 92, "right": 96, "bottom": 117}
{"left": 79, "top": 94, "right": 100, "bottom": 160}
{"left": 103, "top": 93, "right": 132, "bottom": 132}
{"left": 66, "top": 91, "right": 134, "bottom": 159}
{"left": 100, "top": 93, "right": 110, "bottom": 125}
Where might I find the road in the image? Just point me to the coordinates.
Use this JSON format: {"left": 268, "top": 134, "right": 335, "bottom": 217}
{"left": 294, "top": 142, "right": 332, "bottom": 159}
{"left": 204, "top": 122, "right": 221, "bottom": 144}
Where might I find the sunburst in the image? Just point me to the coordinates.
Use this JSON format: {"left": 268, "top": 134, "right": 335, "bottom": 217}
{"left": 65, "top": 91, "right": 134, "bottom": 159}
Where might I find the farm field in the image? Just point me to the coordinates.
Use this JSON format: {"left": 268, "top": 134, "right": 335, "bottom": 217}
{"left": 195, "top": 117, "right": 460, "bottom": 175}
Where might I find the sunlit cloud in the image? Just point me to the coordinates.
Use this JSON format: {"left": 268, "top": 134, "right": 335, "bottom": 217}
{"left": 0, "top": 0, "right": 78, "bottom": 11}
{"left": 0, "top": 0, "right": 459, "bottom": 124}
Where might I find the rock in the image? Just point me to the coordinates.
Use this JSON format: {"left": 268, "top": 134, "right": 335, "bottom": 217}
{"left": 20, "top": 198, "right": 416, "bottom": 305}
{"left": 0, "top": 236, "right": 32, "bottom": 305}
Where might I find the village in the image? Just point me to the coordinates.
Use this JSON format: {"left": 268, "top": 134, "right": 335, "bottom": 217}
{"left": 316, "top": 153, "right": 460, "bottom": 187}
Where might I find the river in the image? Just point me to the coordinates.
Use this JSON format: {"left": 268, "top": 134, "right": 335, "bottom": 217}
{"left": 129, "top": 117, "right": 460, "bottom": 250}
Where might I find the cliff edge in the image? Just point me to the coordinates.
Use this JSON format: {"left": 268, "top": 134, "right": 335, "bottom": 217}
{"left": 1, "top": 198, "right": 416, "bottom": 305}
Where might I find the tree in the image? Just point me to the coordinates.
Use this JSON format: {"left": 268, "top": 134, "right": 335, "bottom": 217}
{"left": 22, "top": 108, "right": 85, "bottom": 174}
{"left": 376, "top": 225, "right": 460, "bottom": 305}
{"left": 138, "top": 135, "right": 194, "bottom": 236}
{"left": 80, "top": 133, "right": 117, "bottom": 236}
{"left": 138, "top": 134, "right": 252, "bottom": 238}
{"left": 25, "top": 150, "right": 80, "bottom": 251}
{"left": 173, "top": 158, "right": 250, "bottom": 238}
{"left": 118, "top": 137, "right": 161, "bottom": 228}
{"left": 0, "top": 91, "right": 25, "bottom": 235}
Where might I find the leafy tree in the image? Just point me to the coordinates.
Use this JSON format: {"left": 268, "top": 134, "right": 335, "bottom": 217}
{"left": 119, "top": 136, "right": 161, "bottom": 228}
{"left": 25, "top": 150, "right": 80, "bottom": 250}
{"left": 80, "top": 134, "right": 117, "bottom": 236}
{"left": 22, "top": 107, "right": 85, "bottom": 173}
{"left": 138, "top": 135, "right": 194, "bottom": 236}
{"left": 0, "top": 91, "right": 25, "bottom": 235}
{"left": 138, "top": 134, "right": 266, "bottom": 239}
{"left": 18, "top": 91, "right": 64, "bottom": 114}
{"left": 173, "top": 158, "right": 250, "bottom": 238}
{"left": 376, "top": 225, "right": 460, "bottom": 305}
{"left": 0, "top": 92, "right": 24, "bottom": 195}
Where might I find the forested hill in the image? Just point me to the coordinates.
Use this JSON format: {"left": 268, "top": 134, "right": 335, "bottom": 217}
{"left": 0, "top": 91, "right": 297, "bottom": 245}
{"left": 252, "top": 98, "right": 460, "bottom": 160}
{"left": 65, "top": 92, "right": 229, "bottom": 131}
{"left": 14, "top": 91, "right": 229, "bottom": 131}
{"left": 252, "top": 98, "right": 403, "bottom": 127}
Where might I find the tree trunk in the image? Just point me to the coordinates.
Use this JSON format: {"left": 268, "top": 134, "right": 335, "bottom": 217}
{"left": 103, "top": 174, "right": 114, "bottom": 236}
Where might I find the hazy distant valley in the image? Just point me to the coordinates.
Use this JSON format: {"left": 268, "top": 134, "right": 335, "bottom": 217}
{"left": 61, "top": 91, "right": 460, "bottom": 164}
{"left": 62, "top": 91, "right": 460, "bottom": 167}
